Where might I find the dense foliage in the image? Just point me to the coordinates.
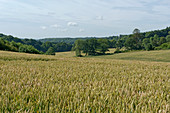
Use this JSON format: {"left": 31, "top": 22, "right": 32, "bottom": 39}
{"left": 114, "top": 27, "right": 170, "bottom": 51}
{"left": 73, "top": 27, "right": 170, "bottom": 56}
{"left": 0, "top": 38, "right": 40, "bottom": 54}
{"left": 124, "top": 27, "right": 170, "bottom": 51}
{"left": 0, "top": 34, "right": 72, "bottom": 55}
{"left": 73, "top": 38, "right": 110, "bottom": 56}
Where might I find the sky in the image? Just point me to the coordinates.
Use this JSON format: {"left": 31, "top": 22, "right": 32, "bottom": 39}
{"left": 0, "top": 0, "right": 170, "bottom": 39}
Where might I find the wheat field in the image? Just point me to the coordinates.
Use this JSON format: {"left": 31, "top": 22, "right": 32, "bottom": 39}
{"left": 0, "top": 50, "right": 169, "bottom": 112}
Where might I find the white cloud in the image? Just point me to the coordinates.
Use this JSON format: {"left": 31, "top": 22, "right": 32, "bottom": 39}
{"left": 67, "top": 22, "right": 78, "bottom": 27}
{"left": 40, "top": 26, "right": 47, "bottom": 30}
{"left": 79, "top": 29, "right": 84, "bottom": 32}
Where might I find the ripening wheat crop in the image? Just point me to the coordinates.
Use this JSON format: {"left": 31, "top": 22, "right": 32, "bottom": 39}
{"left": 0, "top": 51, "right": 169, "bottom": 112}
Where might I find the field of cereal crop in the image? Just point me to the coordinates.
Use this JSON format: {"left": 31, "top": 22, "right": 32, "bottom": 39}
{"left": 0, "top": 50, "right": 169, "bottom": 112}
{"left": 93, "top": 49, "right": 170, "bottom": 62}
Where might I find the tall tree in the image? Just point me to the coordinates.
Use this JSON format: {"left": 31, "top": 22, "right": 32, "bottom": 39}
{"left": 132, "top": 28, "right": 142, "bottom": 49}
{"left": 125, "top": 28, "right": 142, "bottom": 50}
{"left": 74, "top": 39, "right": 84, "bottom": 57}
{"left": 82, "top": 40, "right": 89, "bottom": 56}
{"left": 133, "top": 28, "right": 140, "bottom": 34}
{"left": 97, "top": 39, "right": 109, "bottom": 54}
{"left": 87, "top": 38, "right": 98, "bottom": 55}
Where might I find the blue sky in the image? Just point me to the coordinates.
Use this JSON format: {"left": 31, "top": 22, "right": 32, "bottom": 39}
{"left": 0, "top": 0, "right": 170, "bottom": 38}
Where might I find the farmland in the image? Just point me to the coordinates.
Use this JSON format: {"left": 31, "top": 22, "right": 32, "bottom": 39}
{"left": 0, "top": 50, "right": 169, "bottom": 112}
{"left": 95, "top": 49, "right": 170, "bottom": 62}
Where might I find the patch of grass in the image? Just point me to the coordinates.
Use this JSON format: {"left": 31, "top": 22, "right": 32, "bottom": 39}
{"left": 94, "top": 50, "right": 170, "bottom": 62}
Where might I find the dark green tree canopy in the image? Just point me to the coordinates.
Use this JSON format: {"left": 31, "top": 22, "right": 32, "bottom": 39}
{"left": 133, "top": 28, "right": 140, "bottom": 34}
{"left": 73, "top": 38, "right": 110, "bottom": 57}
{"left": 97, "top": 39, "right": 109, "bottom": 54}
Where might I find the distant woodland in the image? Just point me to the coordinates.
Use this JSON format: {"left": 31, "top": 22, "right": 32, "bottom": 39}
{"left": 0, "top": 27, "right": 170, "bottom": 55}
{"left": 0, "top": 34, "right": 72, "bottom": 55}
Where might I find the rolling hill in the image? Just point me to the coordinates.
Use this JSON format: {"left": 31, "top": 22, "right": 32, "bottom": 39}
{"left": 0, "top": 50, "right": 169, "bottom": 112}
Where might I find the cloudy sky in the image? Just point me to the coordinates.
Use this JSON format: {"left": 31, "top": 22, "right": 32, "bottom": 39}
{"left": 0, "top": 0, "right": 170, "bottom": 38}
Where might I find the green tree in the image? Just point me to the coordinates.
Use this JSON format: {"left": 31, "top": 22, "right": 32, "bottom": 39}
{"left": 125, "top": 28, "right": 143, "bottom": 50}
{"left": 142, "top": 38, "right": 153, "bottom": 51}
{"left": 133, "top": 28, "right": 140, "bottom": 34}
{"left": 45, "top": 47, "right": 55, "bottom": 55}
{"left": 74, "top": 39, "right": 84, "bottom": 57}
{"left": 166, "top": 35, "right": 170, "bottom": 42}
{"left": 158, "top": 37, "right": 166, "bottom": 45}
{"left": 116, "top": 39, "right": 124, "bottom": 49}
{"left": 125, "top": 37, "right": 136, "bottom": 50}
{"left": 150, "top": 34, "right": 160, "bottom": 48}
{"left": 82, "top": 40, "right": 89, "bottom": 56}
{"left": 97, "top": 39, "right": 109, "bottom": 54}
{"left": 87, "top": 38, "right": 98, "bottom": 55}
{"left": 111, "top": 39, "right": 117, "bottom": 48}
{"left": 132, "top": 28, "right": 142, "bottom": 49}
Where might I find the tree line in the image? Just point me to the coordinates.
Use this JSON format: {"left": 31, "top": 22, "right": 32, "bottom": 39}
{"left": 124, "top": 28, "right": 170, "bottom": 51}
{"left": 73, "top": 38, "right": 110, "bottom": 56}
{"left": 0, "top": 27, "right": 170, "bottom": 56}
{"left": 73, "top": 27, "right": 170, "bottom": 57}
{"left": 0, "top": 39, "right": 41, "bottom": 54}
{"left": 0, "top": 34, "right": 72, "bottom": 55}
